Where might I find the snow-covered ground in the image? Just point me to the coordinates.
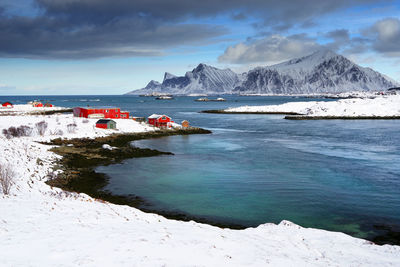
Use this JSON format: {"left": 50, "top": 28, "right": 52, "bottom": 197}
{"left": 1, "top": 111, "right": 400, "bottom": 266}
{"left": 0, "top": 104, "right": 69, "bottom": 115}
{"left": 226, "top": 95, "right": 400, "bottom": 117}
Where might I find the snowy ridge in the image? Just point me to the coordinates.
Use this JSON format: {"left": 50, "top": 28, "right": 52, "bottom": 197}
{"left": 0, "top": 108, "right": 400, "bottom": 265}
{"left": 126, "top": 63, "right": 242, "bottom": 95}
{"left": 126, "top": 51, "right": 399, "bottom": 95}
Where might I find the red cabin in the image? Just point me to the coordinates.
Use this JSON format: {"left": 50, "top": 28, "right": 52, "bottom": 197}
{"left": 95, "top": 119, "right": 117, "bottom": 129}
{"left": 2, "top": 102, "right": 13, "bottom": 108}
{"left": 148, "top": 114, "right": 174, "bottom": 128}
{"left": 32, "top": 102, "right": 43, "bottom": 107}
{"left": 73, "top": 107, "right": 129, "bottom": 119}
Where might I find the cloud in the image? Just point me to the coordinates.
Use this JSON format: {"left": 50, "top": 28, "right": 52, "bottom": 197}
{"left": 218, "top": 34, "right": 321, "bottom": 64}
{"left": 0, "top": 84, "right": 16, "bottom": 91}
{"left": 35, "top": 0, "right": 381, "bottom": 24}
{"left": 0, "top": 15, "right": 226, "bottom": 59}
{"left": 221, "top": 18, "right": 400, "bottom": 66}
{"left": 0, "top": 0, "right": 389, "bottom": 59}
{"left": 323, "top": 29, "right": 369, "bottom": 55}
{"left": 363, "top": 18, "right": 400, "bottom": 56}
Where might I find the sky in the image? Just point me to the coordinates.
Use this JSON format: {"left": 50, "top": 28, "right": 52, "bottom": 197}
{"left": 0, "top": 0, "right": 400, "bottom": 95}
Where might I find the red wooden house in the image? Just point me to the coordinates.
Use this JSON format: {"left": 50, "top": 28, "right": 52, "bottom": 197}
{"left": 2, "top": 102, "right": 13, "bottom": 108}
{"left": 73, "top": 107, "right": 129, "bottom": 119}
{"left": 148, "top": 114, "right": 174, "bottom": 128}
{"left": 32, "top": 102, "right": 43, "bottom": 107}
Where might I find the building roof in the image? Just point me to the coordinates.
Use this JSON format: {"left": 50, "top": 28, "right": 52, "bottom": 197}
{"left": 76, "top": 106, "right": 120, "bottom": 110}
{"left": 148, "top": 114, "right": 162, "bottom": 119}
{"left": 148, "top": 114, "right": 170, "bottom": 119}
{"left": 96, "top": 119, "right": 116, "bottom": 124}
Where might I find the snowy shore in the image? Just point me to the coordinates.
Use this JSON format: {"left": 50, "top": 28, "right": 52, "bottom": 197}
{"left": 1, "top": 106, "right": 400, "bottom": 266}
{"left": 224, "top": 95, "right": 400, "bottom": 118}
{"left": 0, "top": 104, "right": 72, "bottom": 115}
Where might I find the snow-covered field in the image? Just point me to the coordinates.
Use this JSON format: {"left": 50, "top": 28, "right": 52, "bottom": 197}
{"left": 226, "top": 95, "right": 400, "bottom": 118}
{"left": 1, "top": 107, "right": 400, "bottom": 266}
{"left": 0, "top": 104, "right": 70, "bottom": 115}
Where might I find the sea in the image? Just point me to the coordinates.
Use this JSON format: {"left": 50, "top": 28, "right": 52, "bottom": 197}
{"left": 2, "top": 95, "right": 400, "bottom": 242}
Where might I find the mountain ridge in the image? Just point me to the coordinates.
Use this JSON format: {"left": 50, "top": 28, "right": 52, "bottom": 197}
{"left": 125, "top": 51, "right": 399, "bottom": 95}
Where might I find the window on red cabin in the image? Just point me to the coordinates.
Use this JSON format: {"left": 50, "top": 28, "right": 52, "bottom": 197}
{"left": 106, "top": 110, "right": 109, "bottom": 113}
{"left": 162, "top": 116, "right": 166, "bottom": 120}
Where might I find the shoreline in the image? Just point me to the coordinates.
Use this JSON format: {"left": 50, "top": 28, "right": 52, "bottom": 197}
{"left": 201, "top": 109, "right": 301, "bottom": 115}
{"left": 1, "top": 109, "right": 400, "bottom": 265}
{"left": 42, "top": 127, "right": 246, "bottom": 229}
{"left": 202, "top": 109, "right": 400, "bottom": 120}
{"left": 285, "top": 115, "right": 400, "bottom": 120}
{"left": 202, "top": 95, "right": 400, "bottom": 119}
{"left": 42, "top": 126, "right": 400, "bottom": 245}
{"left": 0, "top": 107, "right": 73, "bottom": 116}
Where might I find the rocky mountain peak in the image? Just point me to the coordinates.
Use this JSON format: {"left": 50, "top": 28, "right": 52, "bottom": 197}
{"left": 163, "top": 72, "right": 177, "bottom": 82}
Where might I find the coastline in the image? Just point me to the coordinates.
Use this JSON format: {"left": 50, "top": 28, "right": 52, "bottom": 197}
{"left": 44, "top": 126, "right": 400, "bottom": 245}
{"left": 201, "top": 110, "right": 301, "bottom": 115}
{"left": 202, "top": 95, "right": 400, "bottom": 119}
{"left": 1, "top": 108, "right": 400, "bottom": 265}
{"left": 42, "top": 128, "right": 249, "bottom": 229}
{"left": 0, "top": 107, "right": 73, "bottom": 116}
{"left": 285, "top": 115, "right": 400, "bottom": 120}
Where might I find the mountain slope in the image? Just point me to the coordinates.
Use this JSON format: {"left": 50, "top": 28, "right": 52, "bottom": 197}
{"left": 234, "top": 50, "right": 398, "bottom": 94}
{"left": 126, "top": 51, "right": 399, "bottom": 95}
{"left": 127, "top": 64, "right": 241, "bottom": 95}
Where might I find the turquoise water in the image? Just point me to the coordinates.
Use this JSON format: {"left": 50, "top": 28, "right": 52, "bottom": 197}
{"left": 92, "top": 96, "right": 399, "bottom": 241}
{"left": 2, "top": 95, "right": 399, "bottom": 241}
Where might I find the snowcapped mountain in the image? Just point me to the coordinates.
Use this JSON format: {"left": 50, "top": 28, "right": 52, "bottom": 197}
{"left": 125, "top": 51, "right": 399, "bottom": 95}
{"left": 234, "top": 50, "right": 399, "bottom": 94}
{"left": 127, "top": 63, "right": 241, "bottom": 95}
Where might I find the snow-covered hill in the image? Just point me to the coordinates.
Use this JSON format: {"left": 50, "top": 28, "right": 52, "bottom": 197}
{"left": 234, "top": 50, "right": 399, "bottom": 94}
{"left": 125, "top": 51, "right": 399, "bottom": 95}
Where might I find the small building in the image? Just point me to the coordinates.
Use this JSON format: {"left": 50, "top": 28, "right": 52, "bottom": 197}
{"left": 148, "top": 114, "right": 174, "bottom": 128}
{"left": 95, "top": 119, "right": 117, "bottom": 129}
{"left": 2, "top": 102, "right": 13, "bottom": 108}
{"left": 32, "top": 102, "right": 43, "bottom": 107}
{"left": 132, "top": 117, "right": 146, "bottom": 123}
{"left": 73, "top": 107, "right": 129, "bottom": 119}
{"left": 44, "top": 103, "right": 53, "bottom": 107}
{"left": 387, "top": 87, "right": 400, "bottom": 95}
{"left": 181, "top": 120, "right": 189, "bottom": 128}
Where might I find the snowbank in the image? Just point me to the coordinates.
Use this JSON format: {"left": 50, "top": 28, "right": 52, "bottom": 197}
{"left": 0, "top": 104, "right": 69, "bottom": 115}
{"left": 226, "top": 95, "right": 400, "bottom": 118}
{"left": 0, "top": 113, "right": 399, "bottom": 266}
